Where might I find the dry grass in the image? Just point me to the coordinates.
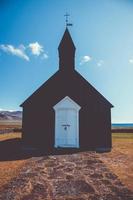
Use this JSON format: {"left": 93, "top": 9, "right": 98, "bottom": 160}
{"left": 0, "top": 159, "right": 27, "bottom": 191}
{"left": 99, "top": 133, "right": 133, "bottom": 191}
{"left": 0, "top": 132, "right": 28, "bottom": 191}
{"left": 0, "top": 120, "right": 22, "bottom": 129}
{"left": 0, "top": 132, "right": 21, "bottom": 141}
{"left": 0, "top": 120, "right": 22, "bottom": 125}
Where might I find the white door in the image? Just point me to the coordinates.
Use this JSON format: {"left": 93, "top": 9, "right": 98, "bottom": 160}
{"left": 53, "top": 96, "right": 81, "bottom": 148}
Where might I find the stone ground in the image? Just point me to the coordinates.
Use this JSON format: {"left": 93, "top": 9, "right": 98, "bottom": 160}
{"left": 0, "top": 152, "right": 133, "bottom": 200}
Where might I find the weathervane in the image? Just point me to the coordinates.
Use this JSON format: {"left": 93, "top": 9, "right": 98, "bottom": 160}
{"left": 64, "top": 13, "right": 73, "bottom": 27}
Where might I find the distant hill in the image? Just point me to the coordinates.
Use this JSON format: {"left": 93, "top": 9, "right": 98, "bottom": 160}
{"left": 0, "top": 111, "right": 22, "bottom": 120}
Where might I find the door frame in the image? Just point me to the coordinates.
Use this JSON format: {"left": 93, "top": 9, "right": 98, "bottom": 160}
{"left": 53, "top": 96, "right": 81, "bottom": 148}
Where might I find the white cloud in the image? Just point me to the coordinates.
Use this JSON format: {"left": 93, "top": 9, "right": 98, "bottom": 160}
{"left": 0, "top": 42, "right": 48, "bottom": 61}
{"left": 0, "top": 44, "right": 29, "bottom": 61}
{"left": 97, "top": 60, "right": 104, "bottom": 67}
{"left": 41, "top": 53, "right": 49, "bottom": 60}
{"left": 80, "top": 55, "right": 92, "bottom": 65}
{"left": 129, "top": 58, "right": 133, "bottom": 64}
{"left": 29, "top": 42, "right": 44, "bottom": 56}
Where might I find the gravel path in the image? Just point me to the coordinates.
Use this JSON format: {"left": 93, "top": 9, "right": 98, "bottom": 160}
{"left": 0, "top": 152, "right": 132, "bottom": 200}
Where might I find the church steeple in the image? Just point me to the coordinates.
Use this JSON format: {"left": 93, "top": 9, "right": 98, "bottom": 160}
{"left": 58, "top": 28, "right": 76, "bottom": 72}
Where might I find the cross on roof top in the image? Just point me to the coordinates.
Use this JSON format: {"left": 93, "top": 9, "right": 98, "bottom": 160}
{"left": 64, "top": 13, "right": 73, "bottom": 27}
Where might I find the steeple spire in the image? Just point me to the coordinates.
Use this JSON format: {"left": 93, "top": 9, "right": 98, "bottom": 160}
{"left": 58, "top": 28, "right": 76, "bottom": 72}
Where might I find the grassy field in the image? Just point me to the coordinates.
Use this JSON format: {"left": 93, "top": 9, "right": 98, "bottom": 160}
{"left": 0, "top": 131, "right": 133, "bottom": 192}
{"left": 99, "top": 133, "right": 133, "bottom": 191}
{"left": 112, "top": 132, "right": 133, "bottom": 139}
{"left": 0, "top": 120, "right": 22, "bottom": 125}
{"left": 0, "top": 132, "right": 27, "bottom": 191}
{"left": 0, "top": 120, "right": 22, "bottom": 130}
{"left": 0, "top": 132, "right": 21, "bottom": 141}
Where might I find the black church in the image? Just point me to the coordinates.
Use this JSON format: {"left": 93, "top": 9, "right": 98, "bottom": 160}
{"left": 20, "top": 28, "right": 113, "bottom": 152}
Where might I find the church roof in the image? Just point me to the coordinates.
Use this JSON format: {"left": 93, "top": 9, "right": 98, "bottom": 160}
{"left": 20, "top": 70, "right": 113, "bottom": 107}
{"left": 20, "top": 28, "right": 113, "bottom": 108}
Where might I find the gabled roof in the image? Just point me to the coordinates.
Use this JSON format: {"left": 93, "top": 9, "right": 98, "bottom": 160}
{"left": 20, "top": 28, "right": 113, "bottom": 108}
{"left": 20, "top": 71, "right": 59, "bottom": 107}
{"left": 74, "top": 71, "right": 113, "bottom": 107}
{"left": 20, "top": 69, "right": 113, "bottom": 108}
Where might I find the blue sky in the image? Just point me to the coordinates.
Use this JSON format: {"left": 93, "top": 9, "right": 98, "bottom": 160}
{"left": 0, "top": 0, "right": 133, "bottom": 123}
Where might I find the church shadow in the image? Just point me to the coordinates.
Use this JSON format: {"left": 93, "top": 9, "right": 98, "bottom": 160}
{"left": 0, "top": 138, "right": 43, "bottom": 161}
{"left": 0, "top": 138, "right": 91, "bottom": 161}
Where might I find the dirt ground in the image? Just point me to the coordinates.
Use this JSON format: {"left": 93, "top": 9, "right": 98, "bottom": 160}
{"left": 0, "top": 132, "right": 133, "bottom": 199}
{"left": 0, "top": 152, "right": 132, "bottom": 200}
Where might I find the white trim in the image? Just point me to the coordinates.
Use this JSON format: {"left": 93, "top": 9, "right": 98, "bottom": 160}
{"left": 53, "top": 96, "right": 81, "bottom": 110}
{"left": 53, "top": 96, "right": 81, "bottom": 148}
